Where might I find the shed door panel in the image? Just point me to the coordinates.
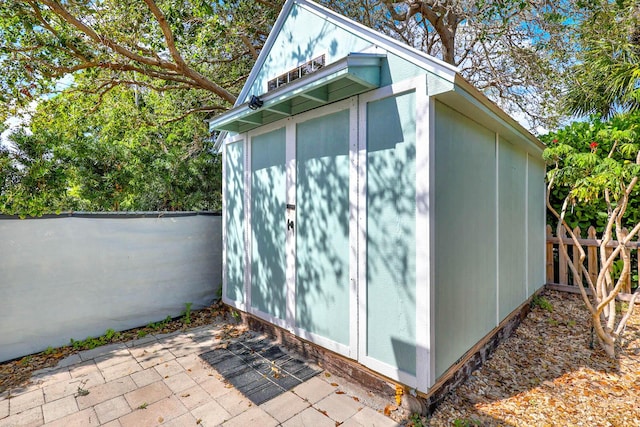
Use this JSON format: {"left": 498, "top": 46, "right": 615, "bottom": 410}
{"left": 251, "top": 128, "right": 287, "bottom": 319}
{"left": 295, "top": 110, "right": 351, "bottom": 345}
{"left": 365, "top": 90, "right": 417, "bottom": 376}
{"left": 225, "top": 140, "right": 245, "bottom": 304}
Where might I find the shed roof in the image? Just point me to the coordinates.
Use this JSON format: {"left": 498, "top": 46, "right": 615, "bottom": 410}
{"left": 210, "top": 0, "right": 544, "bottom": 152}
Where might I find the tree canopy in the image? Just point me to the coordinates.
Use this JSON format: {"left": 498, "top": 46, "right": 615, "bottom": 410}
{"left": 563, "top": 0, "right": 640, "bottom": 118}
{"left": 2, "top": 0, "right": 587, "bottom": 131}
{"left": 1, "top": 77, "right": 222, "bottom": 216}
{"left": 0, "top": 0, "right": 281, "bottom": 124}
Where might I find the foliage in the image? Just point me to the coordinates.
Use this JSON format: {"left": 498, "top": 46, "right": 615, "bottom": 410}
{"left": 543, "top": 111, "right": 640, "bottom": 358}
{"left": 563, "top": 0, "right": 640, "bottom": 118}
{"left": 69, "top": 328, "right": 121, "bottom": 350}
{"left": 147, "top": 315, "right": 174, "bottom": 331}
{"left": 531, "top": 295, "right": 553, "bottom": 313}
{"left": 0, "top": 128, "right": 77, "bottom": 217}
{"left": 541, "top": 113, "right": 640, "bottom": 233}
{"left": 1, "top": 78, "right": 222, "bottom": 216}
{"left": 407, "top": 412, "right": 426, "bottom": 427}
{"left": 183, "top": 302, "right": 193, "bottom": 325}
{"left": 452, "top": 419, "right": 481, "bottom": 427}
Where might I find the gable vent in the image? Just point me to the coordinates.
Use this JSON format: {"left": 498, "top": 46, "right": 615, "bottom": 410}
{"left": 267, "top": 55, "right": 325, "bottom": 92}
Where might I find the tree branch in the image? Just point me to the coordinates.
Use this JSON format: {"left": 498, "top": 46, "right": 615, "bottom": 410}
{"left": 141, "top": 0, "right": 237, "bottom": 103}
{"left": 37, "top": 0, "right": 236, "bottom": 104}
{"left": 161, "top": 106, "right": 226, "bottom": 125}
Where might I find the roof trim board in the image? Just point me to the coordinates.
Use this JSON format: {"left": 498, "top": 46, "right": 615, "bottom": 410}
{"left": 209, "top": 53, "right": 384, "bottom": 133}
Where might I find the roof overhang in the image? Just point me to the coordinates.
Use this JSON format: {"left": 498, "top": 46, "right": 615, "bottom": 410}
{"left": 209, "top": 53, "right": 385, "bottom": 134}
{"left": 439, "top": 75, "right": 546, "bottom": 153}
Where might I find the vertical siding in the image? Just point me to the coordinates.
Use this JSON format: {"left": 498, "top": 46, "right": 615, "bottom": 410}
{"left": 295, "top": 110, "right": 350, "bottom": 345}
{"left": 251, "top": 128, "right": 287, "bottom": 319}
{"left": 434, "top": 102, "right": 497, "bottom": 378}
{"left": 225, "top": 140, "right": 246, "bottom": 303}
{"left": 366, "top": 90, "right": 417, "bottom": 375}
{"left": 528, "top": 155, "right": 547, "bottom": 295}
{"left": 498, "top": 138, "right": 527, "bottom": 319}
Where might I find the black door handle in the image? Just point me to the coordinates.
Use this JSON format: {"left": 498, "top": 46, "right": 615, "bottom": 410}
{"left": 287, "top": 219, "right": 294, "bottom": 231}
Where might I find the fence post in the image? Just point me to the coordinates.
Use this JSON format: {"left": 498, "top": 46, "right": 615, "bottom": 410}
{"left": 637, "top": 233, "right": 639, "bottom": 292}
{"left": 546, "top": 225, "right": 554, "bottom": 284}
{"left": 622, "top": 228, "right": 632, "bottom": 293}
{"left": 559, "top": 228, "right": 568, "bottom": 286}
{"left": 572, "top": 226, "right": 582, "bottom": 286}
{"left": 588, "top": 226, "right": 598, "bottom": 288}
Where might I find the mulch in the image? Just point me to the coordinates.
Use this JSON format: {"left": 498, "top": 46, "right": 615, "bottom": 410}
{"left": 0, "top": 300, "right": 230, "bottom": 394}
{"left": 427, "top": 289, "right": 640, "bottom": 426}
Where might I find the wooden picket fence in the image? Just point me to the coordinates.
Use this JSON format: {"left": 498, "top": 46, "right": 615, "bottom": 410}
{"left": 546, "top": 224, "right": 640, "bottom": 298}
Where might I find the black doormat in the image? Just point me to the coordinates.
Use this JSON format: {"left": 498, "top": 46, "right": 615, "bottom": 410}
{"left": 200, "top": 333, "right": 321, "bottom": 405}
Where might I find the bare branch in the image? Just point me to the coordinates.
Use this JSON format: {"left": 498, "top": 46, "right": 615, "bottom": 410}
{"left": 240, "top": 34, "right": 259, "bottom": 60}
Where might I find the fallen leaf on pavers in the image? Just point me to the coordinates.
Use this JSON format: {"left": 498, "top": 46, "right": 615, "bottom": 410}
{"left": 352, "top": 397, "right": 360, "bottom": 402}
{"left": 271, "top": 362, "right": 281, "bottom": 379}
{"left": 336, "top": 391, "right": 345, "bottom": 395}
{"left": 224, "top": 383, "right": 233, "bottom": 388}
{"left": 330, "top": 382, "right": 339, "bottom": 387}
{"left": 157, "top": 417, "right": 163, "bottom": 423}
{"left": 384, "top": 405, "right": 398, "bottom": 416}
{"left": 181, "top": 393, "right": 190, "bottom": 398}
{"left": 318, "top": 409, "right": 329, "bottom": 417}
{"left": 196, "top": 419, "right": 202, "bottom": 424}
{"left": 325, "top": 372, "right": 331, "bottom": 377}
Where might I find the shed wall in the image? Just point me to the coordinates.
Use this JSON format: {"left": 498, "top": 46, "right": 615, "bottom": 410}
{"left": 498, "top": 138, "right": 528, "bottom": 319}
{"left": 432, "top": 101, "right": 545, "bottom": 379}
{"left": 244, "top": 4, "right": 430, "bottom": 102}
{"left": 365, "top": 90, "right": 417, "bottom": 376}
{"left": 246, "top": 4, "right": 370, "bottom": 100}
{"left": 433, "top": 101, "right": 498, "bottom": 378}
{"left": 527, "top": 156, "right": 547, "bottom": 296}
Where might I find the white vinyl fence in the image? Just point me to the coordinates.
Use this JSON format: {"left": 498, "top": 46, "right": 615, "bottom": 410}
{"left": 0, "top": 212, "right": 222, "bottom": 362}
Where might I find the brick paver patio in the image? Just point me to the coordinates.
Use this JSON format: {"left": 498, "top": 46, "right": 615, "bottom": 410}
{"left": 0, "top": 324, "right": 400, "bottom": 426}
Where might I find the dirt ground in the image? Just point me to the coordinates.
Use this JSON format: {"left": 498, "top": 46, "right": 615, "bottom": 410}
{"left": 427, "top": 289, "right": 640, "bottom": 427}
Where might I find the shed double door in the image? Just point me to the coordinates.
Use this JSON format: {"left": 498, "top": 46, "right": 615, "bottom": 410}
{"left": 231, "top": 87, "right": 421, "bottom": 386}
{"left": 248, "top": 99, "right": 355, "bottom": 357}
